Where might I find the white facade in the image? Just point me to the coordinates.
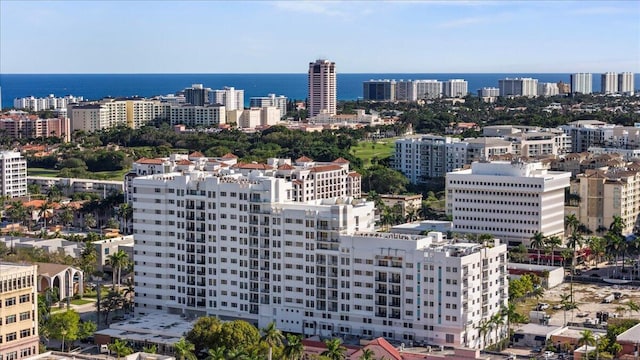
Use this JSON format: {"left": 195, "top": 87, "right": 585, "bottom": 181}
{"left": 443, "top": 79, "right": 468, "bottom": 98}
{"left": 169, "top": 105, "right": 226, "bottom": 127}
{"left": 395, "top": 81, "right": 417, "bottom": 101}
{"left": 308, "top": 59, "right": 337, "bottom": 117}
{"left": 601, "top": 72, "right": 618, "bottom": 94}
{"left": 0, "top": 151, "right": 27, "bottom": 198}
{"left": 477, "top": 88, "right": 499, "bottom": 97}
{"left": 446, "top": 161, "right": 571, "bottom": 246}
{"left": 13, "top": 94, "right": 83, "bottom": 111}
{"left": 570, "top": 73, "right": 592, "bottom": 94}
{"left": 498, "top": 78, "right": 538, "bottom": 97}
{"left": 618, "top": 72, "right": 635, "bottom": 95}
{"left": 393, "top": 136, "right": 467, "bottom": 184}
{"left": 130, "top": 168, "right": 507, "bottom": 349}
{"left": 210, "top": 87, "right": 244, "bottom": 111}
{"left": 249, "top": 94, "right": 287, "bottom": 118}
{"left": 537, "top": 83, "right": 559, "bottom": 97}
{"left": 414, "top": 80, "right": 442, "bottom": 99}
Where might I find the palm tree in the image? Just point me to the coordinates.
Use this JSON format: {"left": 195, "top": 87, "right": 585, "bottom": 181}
{"left": 491, "top": 312, "right": 505, "bottom": 349}
{"left": 530, "top": 232, "right": 546, "bottom": 265}
{"left": 173, "top": 337, "right": 196, "bottom": 360}
{"left": 108, "top": 339, "right": 133, "bottom": 360}
{"left": 560, "top": 293, "right": 573, "bottom": 325}
{"left": 108, "top": 249, "right": 129, "bottom": 290}
{"left": 577, "top": 330, "right": 596, "bottom": 360}
{"left": 359, "top": 348, "right": 375, "bottom": 360}
{"left": 38, "top": 200, "right": 54, "bottom": 230}
{"left": 84, "top": 213, "right": 96, "bottom": 230}
{"left": 567, "top": 230, "right": 584, "bottom": 304}
{"left": 283, "top": 334, "right": 304, "bottom": 360}
{"left": 565, "top": 214, "right": 580, "bottom": 236}
{"left": 142, "top": 344, "right": 157, "bottom": 354}
{"left": 57, "top": 205, "right": 74, "bottom": 231}
{"left": 501, "top": 303, "right": 519, "bottom": 347}
{"left": 117, "top": 203, "right": 133, "bottom": 234}
{"left": 545, "top": 236, "right": 562, "bottom": 266}
{"left": 475, "top": 319, "right": 491, "bottom": 349}
{"left": 607, "top": 216, "right": 626, "bottom": 272}
{"left": 206, "top": 347, "right": 226, "bottom": 360}
{"left": 261, "top": 321, "right": 284, "bottom": 360}
{"left": 321, "top": 338, "right": 347, "bottom": 360}
{"left": 626, "top": 300, "right": 640, "bottom": 317}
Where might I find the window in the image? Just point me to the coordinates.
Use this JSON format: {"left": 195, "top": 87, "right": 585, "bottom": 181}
{"left": 6, "top": 332, "right": 17, "bottom": 342}
{"left": 5, "top": 315, "right": 16, "bottom": 324}
{"left": 5, "top": 297, "right": 16, "bottom": 307}
{"left": 19, "top": 294, "right": 30, "bottom": 303}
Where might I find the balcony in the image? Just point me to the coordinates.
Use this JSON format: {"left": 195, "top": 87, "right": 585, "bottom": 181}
{"left": 375, "top": 287, "right": 387, "bottom": 294}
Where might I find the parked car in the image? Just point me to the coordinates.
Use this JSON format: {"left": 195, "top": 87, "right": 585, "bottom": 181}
{"left": 537, "top": 303, "right": 550, "bottom": 310}
{"left": 553, "top": 304, "right": 563, "bottom": 310}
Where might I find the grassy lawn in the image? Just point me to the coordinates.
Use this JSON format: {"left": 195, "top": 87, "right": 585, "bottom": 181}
{"left": 28, "top": 167, "right": 60, "bottom": 177}
{"left": 71, "top": 298, "right": 95, "bottom": 306}
{"left": 91, "top": 168, "right": 131, "bottom": 181}
{"left": 350, "top": 138, "right": 396, "bottom": 168}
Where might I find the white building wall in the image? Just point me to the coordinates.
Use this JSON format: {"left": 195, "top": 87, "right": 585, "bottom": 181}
{"left": 0, "top": 151, "right": 27, "bottom": 198}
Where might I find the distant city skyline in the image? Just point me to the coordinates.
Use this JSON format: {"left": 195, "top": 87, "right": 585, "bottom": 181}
{"left": 0, "top": 1, "right": 638, "bottom": 74}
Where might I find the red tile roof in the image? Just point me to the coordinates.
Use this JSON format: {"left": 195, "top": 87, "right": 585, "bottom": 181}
{"left": 234, "top": 163, "right": 273, "bottom": 170}
{"left": 310, "top": 165, "right": 343, "bottom": 172}
{"left": 348, "top": 172, "right": 361, "bottom": 177}
{"left": 278, "top": 164, "right": 294, "bottom": 170}
{"left": 333, "top": 157, "right": 350, "bottom": 164}
{"left": 136, "top": 158, "right": 164, "bottom": 165}
{"left": 189, "top": 151, "right": 205, "bottom": 158}
{"left": 176, "top": 159, "right": 193, "bottom": 165}
{"left": 296, "top": 156, "right": 313, "bottom": 162}
{"left": 221, "top": 153, "right": 238, "bottom": 159}
{"left": 354, "top": 338, "right": 402, "bottom": 360}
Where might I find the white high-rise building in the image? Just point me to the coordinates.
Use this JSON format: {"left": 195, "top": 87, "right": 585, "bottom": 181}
{"left": 443, "top": 79, "right": 468, "bottom": 98}
{"left": 210, "top": 87, "right": 244, "bottom": 111}
{"left": 308, "top": 59, "right": 336, "bottom": 117}
{"left": 498, "top": 78, "right": 538, "bottom": 97}
{"left": 618, "top": 72, "right": 635, "bottom": 95}
{"left": 393, "top": 136, "right": 467, "bottom": 183}
{"left": 249, "top": 94, "right": 287, "bottom": 118}
{"left": 0, "top": 151, "right": 27, "bottom": 198}
{"left": 13, "top": 94, "right": 84, "bottom": 111}
{"left": 414, "top": 80, "right": 442, "bottom": 99}
{"left": 537, "top": 82, "right": 559, "bottom": 97}
{"left": 601, "top": 72, "right": 618, "bottom": 94}
{"left": 131, "top": 167, "right": 508, "bottom": 348}
{"left": 570, "top": 73, "right": 592, "bottom": 94}
{"left": 395, "top": 80, "right": 416, "bottom": 101}
{"left": 446, "top": 161, "right": 571, "bottom": 246}
{"left": 477, "top": 88, "right": 499, "bottom": 97}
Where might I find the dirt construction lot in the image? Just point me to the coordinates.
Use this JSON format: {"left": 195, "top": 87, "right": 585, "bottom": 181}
{"left": 533, "top": 282, "right": 640, "bottom": 326}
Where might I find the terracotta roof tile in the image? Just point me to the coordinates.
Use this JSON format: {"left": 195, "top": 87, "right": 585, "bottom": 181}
{"left": 310, "top": 165, "right": 343, "bottom": 172}
{"left": 332, "top": 157, "right": 350, "bottom": 164}
{"left": 278, "top": 164, "right": 294, "bottom": 170}
{"left": 347, "top": 172, "right": 361, "bottom": 177}
{"left": 176, "top": 159, "right": 193, "bottom": 165}
{"left": 234, "top": 163, "right": 273, "bottom": 170}
{"left": 136, "top": 158, "right": 164, "bottom": 165}
{"left": 296, "top": 156, "right": 313, "bottom": 162}
{"left": 221, "top": 153, "right": 238, "bottom": 159}
{"left": 189, "top": 151, "right": 205, "bottom": 158}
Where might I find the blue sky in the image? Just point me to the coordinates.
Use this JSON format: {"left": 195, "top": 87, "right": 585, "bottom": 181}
{"left": 1, "top": 0, "right": 638, "bottom": 73}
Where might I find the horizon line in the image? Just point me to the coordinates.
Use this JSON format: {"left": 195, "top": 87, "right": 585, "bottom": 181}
{"left": 2, "top": 72, "right": 639, "bottom": 76}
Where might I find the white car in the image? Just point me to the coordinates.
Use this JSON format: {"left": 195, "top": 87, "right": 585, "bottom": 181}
{"left": 544, "top": 351, "right": 555, "bottom": 358}
{"left": 537, "top": 303, "right": 550, "bottom": 310}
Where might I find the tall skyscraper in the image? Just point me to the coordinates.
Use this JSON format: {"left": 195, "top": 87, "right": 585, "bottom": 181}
{"left": 443, "top": 79, "right": 468, "bottom": 98}
{"left": 601, "top": 72, "right": 618, "bottom": 94}
{"left": 498, "top": 78, "right": 538, "bottom": 97}
{"left": 414, "top": 80, "right": 442, "bottom": 99}
{"left": 307, "top": 59, "right": 336, "bottom": 117}
{"left": 210, "top": 87, "right": 244, "bottom": 111}
{"left": 362, "top": 79, "right": 396, "bottom": 101}
{"left": 183, "top": 84, "right": 211, "bottom": 106}
{"left": 618, "top": 72, "right": 635, "bottom": 95}
{"left": 0, "top": 151, "right": 27, "bottom": 198}
{"left": 570, "top": 73, "right": 592, "bottom": 94}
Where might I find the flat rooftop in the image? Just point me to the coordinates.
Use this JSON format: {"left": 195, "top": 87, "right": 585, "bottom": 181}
{"left": 96, "top": 313, "right": 197, "bottom": 345}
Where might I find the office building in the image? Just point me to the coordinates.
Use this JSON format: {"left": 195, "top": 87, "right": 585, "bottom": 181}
{"left": 210, "top": 87, "right": 244, "bottom": 111}
{"left": 537, "top": 83, "right": 559, "bottom": 97}
{"left": 414, "top": 80, "right": 442, "bottom": 99}
{"left": 618, "top": 72, "right": 635, "bottom": 95}
{"left": 446, "top": 161, "right": 571, "bottom": 246}
{"left": 443, "top": 79, "right": 468, "bottom": 98}
{"left": 498, "top": 78, "right": 538, "bottom": 97}
{"left": 183, "top": 84, "right": 211, "bottom": 106}
{"left": 308, "top": 59, "right": 336, "bottom": 117}
{"left": 363, "top": 80, "right": 396, "bottom": 101}
{"left": 0, "top": 263, "right": 39, "bottom": 360}
{"left": 394, "top": 80, "right": 416, "bottom": 101}
{"left": 570, "top": 73, "right": 592, "bottom": 94}
{"left": 131, "top": 167, "right": 507, "bottom": 348}
{"left": 0, "top": 151, "right": 27, "bottom": 198}
{"left": 601, "top": 72, "right": 618, "bottom": 94}
{"left": 249, "top": 94, "right": 288, "bottom": 118}
{"left": 13, "top": 94, "right": 83, "bottom": 112}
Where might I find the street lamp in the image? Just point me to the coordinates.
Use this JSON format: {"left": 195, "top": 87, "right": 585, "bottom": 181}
{"left": 61, "top": 329, "right": 67, "bottom": 352}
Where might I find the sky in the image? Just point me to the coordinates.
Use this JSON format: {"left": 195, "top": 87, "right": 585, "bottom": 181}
{"left": 1, "top": 0, "right": 639, "bottom": 74}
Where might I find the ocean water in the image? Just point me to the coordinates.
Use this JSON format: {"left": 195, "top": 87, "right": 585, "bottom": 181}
{"left": 0, "top": 73, "right": 638, "bottom": 109}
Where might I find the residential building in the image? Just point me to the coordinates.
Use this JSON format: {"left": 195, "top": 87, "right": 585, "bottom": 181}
{"left": 130, "top": 163, "right": 508, "bottom": 350}
{"left": 169, "top": 104, "right": 226, "bottom": 127}
{"left": 443, "top": 79, "right": 468, "bottom": 98}
{"left": 575, "top": 164, "right": 640, "bottom": 235}
{"left": 503, "top": 131, "right": 562, "bottom": 157}
{"left": 477, "top": 87, "right": 499, "bottom": 97}
{"left": 0, "top": 151, "right": 27, "bottom": 198}
{"left": 446, "top": 161, "right": 571, "bottom": 246}
{"left": 13, "top": 94, "right": 83, "bottom": 111}
{"left": 394, "top": 80, "right": 416, "bottom": 101}
{"left": 363, "top": 80, "right": 396, "bottom": 101}
{"left": 93, "top": 236, "right": 135, "bottom": 272}
{"left": 0, "top": 263, "right": 39, "bottom": 360}
{"left": 600, "top": 72, "right": 618, "bottom": 94}
{"left": 570, "top": 73, "right": 592, "bottom": 94}
{"left": 537, "top": 83, "right": 559, "bottom": 97}
{"left": 414, "top": 80, "right": 442, "bottom": 100}
{"left": 183, "top": 84, "right": 211, "bottom": 106}
{"left": 560, "top": 120, "right": 613, "bottom": 153}
{"left": 557, "top": 81, "right": 571, "bottom": 94}
{"left": 393, "top": 135, "right": 466, "bottom": 183}
{"left": 379, "top": 194, "right": 423, "bottom": 219}
{"left": 238, "top": 107, "right": 280, "bottom": 129}
{"left": 498, "top": 78, "right": 538, "bottom": 97}
{"left": 308, "top": 59, "right": 337, "bottom": 117}
{"left": 618, "top": 72, "right": 635, "bottom": 95}
{"left": 68, "top": 98, "right": 171, "bottom": 132}
{"left": 27, "top": 176, "right": 123, "bottom": 199}
{"left": 464, "top": 138, "right": 512, "bottom": 163}
{"left": 0, "top": 114, "right": 70, "bottom": 142}
{"left": 249, "top": 94, "right": 287, "bottom": 118}
{"left": 210, "top": 87, "right": 244, "bottom": 111}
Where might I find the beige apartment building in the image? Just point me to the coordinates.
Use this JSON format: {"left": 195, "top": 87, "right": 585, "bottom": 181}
{"left": 0, "top": 263, "right": 39, "bottom": 360}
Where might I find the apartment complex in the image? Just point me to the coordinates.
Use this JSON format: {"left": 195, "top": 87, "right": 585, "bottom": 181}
{"left": 0, "top": 114, "right": 70, "bottom": 142}
{"left": 363, "top": 80, "right": 396, "bottom": 101}
{"left": 570, "top": 73, "right": 592, "bottom": 94}
{"left": 0, "top": 151, "right": 27, "bottom": 198}
{"left": 362, "top": 79, "right": 469, "bottom": 101}
{"left": 183, "top": 84, "right": 211, "bottom": 106}
{"left": 13, "top": 94, "right": 83, "bottom": 111}
{"left": 618, "top": 72, "right": 635, "bottom": 95}
{"left": 601, "top": 72, "right": 618, "bottom": 94}
{"left": 130, "top": 166, "right": 507, "bottom": 348}
{"left": 0, "top": 263, "right": 39, "bottom": 360}
{"left": 443, "top": 79, "right": 468, "bottom": 98}
{"left": 249, "top": 94, "right": 287, "bottom": 118}
{"left": 537, "top": 83, "right": 559, "bottom": 97}
{"left": 498, "top": 78, "right": 538, "bottom": 97}
{"left": 210, "top": 87, "right": 244, "bottom": 111}
{"left": 446, "top": 161, "right": 571, "bottom": 246}
{"left": 392, "top": 135, "right": 468, "bottom": 183}
{"left": 574, "top": 164, "right": 640, "bottom": 235}
{"left": 308, "top": 59, "right": 337, "bottom": 117}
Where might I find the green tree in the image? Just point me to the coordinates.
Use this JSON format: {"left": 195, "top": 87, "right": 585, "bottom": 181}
{"left": 83, "top": 213, "right": 96, "bottom": 230}
{"left": 109, "top": 339, "right": 133, "bottom": 360}
{"left": 185, "top": 316, "right": 222, "bottom": 354}
{"left": 38, "top": 200, "right": 54, "bottom": 229}
{"left": 283, "top": 334, "right": 304, "bottom": 360}
{"left": 491, "top": 312, "right": 505, "bottom": 349}
{"left": 206, "top": 347, "right": 226, "bottom": 360}
{"left": 321, "top": 338, "right": 347, "bottom": 360}
{"left": 545, "top": 235, "right": 562, "bottom": 266}
{"left": 118, "top": 203, "right": 133, "bottom": 234}
{"left": 475, "top": 319, "right": 491, "bottom": 349}
{"left": 142, "top": 344, "right": 158, "bottom": 354}
{"left": 358, "top": 348, "right": 375, "bottom": 360}
{"left": 261, "top": 321, "right": 284, "bottom": 360}
{"left": 57, "top": 205, "right": 74, "bottom": 230}
{"left": 578, "top": 330, "right": 596, "bottom": 360}
{"left": 47, "top": 310, "right": 80, "bottom": 351}
{"left": 100, "top": 290, "right": 124, "bottom": 325}
{"left": 173, "top": 337, "right": 197, "bottom": 360}
{"left": 108, "top": 249, "right": 129, "bottom": 290}
{"left": 78, "top": 321, "right": 97, "bottom": 343}
{"left": 530, "top": 232, "right": 546, "bottom": 265}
